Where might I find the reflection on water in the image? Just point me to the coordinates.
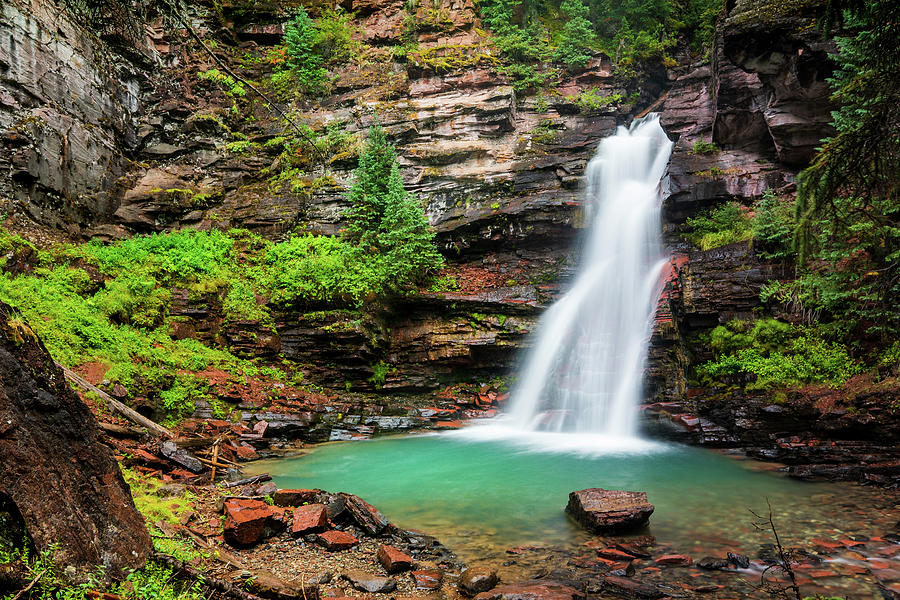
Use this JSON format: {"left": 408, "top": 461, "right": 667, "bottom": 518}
{"left": 247, "top": 433, "right": 892, "bottom": 566}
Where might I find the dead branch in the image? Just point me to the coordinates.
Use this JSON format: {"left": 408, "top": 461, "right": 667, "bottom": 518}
{"left": 11, "top": 571, "right": 43, "bottom": 600}
{"left": 750, "top": 499, "right": 802, "bottom": 600}
{"left": 57, "top": 363, "right": 175, "bottom": 439}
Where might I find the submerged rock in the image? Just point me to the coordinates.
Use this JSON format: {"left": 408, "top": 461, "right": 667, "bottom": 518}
{"left": 565, "top": 488, "right": 655, "bottom": 534}
{"left": 475, "top": 580, "right": 584, "bottom": 600}
{"left": 458, "top": 567, "right": 499, "bottom": 596}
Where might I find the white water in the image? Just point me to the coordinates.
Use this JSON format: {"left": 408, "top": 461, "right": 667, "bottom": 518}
{"left": 503, "top": 114, "right": 673, "bottom": 437}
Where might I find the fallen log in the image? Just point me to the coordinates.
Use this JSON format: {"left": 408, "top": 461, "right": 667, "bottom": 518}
{"left": 223, "top": 474, "right": 271, "bottom": 488}
{"left": 152, "top": 553, "right": 265, "bottom": 600}
{"left": 98, "top": 422, "right": 144, "bottom": 438}
{"left": 57, "top": 363, "right": 175, "bottom": 439}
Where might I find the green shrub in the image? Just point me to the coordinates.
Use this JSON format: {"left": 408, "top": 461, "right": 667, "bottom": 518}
{"left": 554, "top": 0, "right": 596, "bottom": 67}
{"left": 691, "top": 139, "right": 719, "bottom": 154}
{"left": 315, "top": 7, "right": 364, "bottom": 65}
{"left": 683, "top": 201, "right": 753, "bottom": 250}
{"left": 698, "top": 319, "right": 860, "bottom": 389}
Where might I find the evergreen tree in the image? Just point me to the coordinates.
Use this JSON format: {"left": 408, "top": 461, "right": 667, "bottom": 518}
{"left": 344, "top": 125, "right": 443, "bottom": 288}
{"left": 554, "top": 0, "right": 596, "bottom": 67}
{"left": 283, "top": 7, "right": 329, "bottom": 93}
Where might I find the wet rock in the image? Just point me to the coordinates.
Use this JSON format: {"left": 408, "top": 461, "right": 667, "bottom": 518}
{"left": 566, "top": 488, "right": 654, "bottom": 534}
{"left": 601, "top": 576, "right": 665, "bottom": 599}
{"left": 223, "top": 499, "right": 283, "bottom": 547}
{"left": 410, "top": 569, "right": 443, "bottom": 590}
{"left": 155, "top": 484, "right": 187, "bottom": 497}
{"left": 458, "top": 567, "right": 499, "bottom": 596}
{"left": 697, "top": 557, "right": 729, "bottom": 570}
{"left": 597, "top": 548, "right": 636, "bottom": 561}
{"left": 304, "top": 571, "right": 333, "bottom": 585}
{"left": 377, "top": 544, "right": 415, "bottom": 573}
{"left": 292, "top": 504, "right": 328, "bottom": 536}
{"left": 273, "top": 489, "right": 323, "bottom": 507}
{"left": 475, "top": 580, "right": 584, "bottom": 600}
{"left": 339, "top": 493, "right": 390, "bottom": 535}
{"left": 159, "top": 440, "right": 205, "bottom": 473}
{"left": 654, "top": 554, "right": 692, "bottom": 566}
{"left": 727, "top": 552, "right": 751, "bottom": 569}
{"left": 317, "top": 530, "right": 359, "bottom": 551}
{"left": 0, "top": 303, "right": 151, "bottom": 579}
{"left": 342, "top": 570, "right": 397, "bottom": 593}
{"left": 256, "top": 482, "right": 279, "bottom": 497}
{"left": 248, "top": 569, "right": 313, "bottom": 600}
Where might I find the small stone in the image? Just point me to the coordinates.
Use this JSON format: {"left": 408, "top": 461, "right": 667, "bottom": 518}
{"left": 458, "top": 567, "right": 499, "bottom": 596}
{"left": 655, "top": 554, "right": 692, "bottom": 567}
{"left": 377, "top": 544, "right": 415, "bottom": 573}
{"left": 317, "top": 530, "right": 359, "bottom": 551}
{"left": 343, "top": 570, "right": 397, "bottom": 593}
{"left": 155, "top": 483, "right": 186, "bottom": 497}
{"left": 292, "top": 504, "right": 328, "bottom": 536}
{"left": 410, "top": 569, "right": 443, "bottom": 590}
{"left": 727, "top": 552, "right": 750, "bottom": 569}
{"left": 697, "top": 557, "right": 729, "bottom": 570}
{"left": 255, "top": 482, "right": 278, "bottom": 497}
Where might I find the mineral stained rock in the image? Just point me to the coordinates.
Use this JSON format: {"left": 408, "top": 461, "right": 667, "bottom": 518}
{"left": 565, "top": 488, "right": 654, "bottom": 534}
{"left": 0, "top": 302, "right": 151, "bottom": 580}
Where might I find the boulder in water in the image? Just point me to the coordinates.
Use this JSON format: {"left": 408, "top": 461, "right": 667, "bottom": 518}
{"left": 565, "top": 488, "right": 654, "bottom": 534}
{"left": 458, "top": 567, "right": 499, "bottom": 596}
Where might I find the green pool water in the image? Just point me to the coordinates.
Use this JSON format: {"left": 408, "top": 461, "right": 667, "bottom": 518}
{"left": 248, "top": 431, "right": 888, "bottom": 564}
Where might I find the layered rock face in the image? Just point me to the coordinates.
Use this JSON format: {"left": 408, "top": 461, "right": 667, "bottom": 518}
{"left": 0, "top": 302, "right": 151, "bottom": 579}
{"left": 0, "top": 0, "right": 856, "bottom": 450}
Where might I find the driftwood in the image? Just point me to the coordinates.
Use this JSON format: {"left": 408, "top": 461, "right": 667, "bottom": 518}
{"left": 223, "top": 474, "right": 271, "bottom": 488}
{"left": 173, "top": 436, "right": 219, "bottom": 449}
{"left": 57, "top": 363, "right": 175, "bottom": 439}
{"left": 152, "top": 553, "right": 265, "bottom": 600}
{"left": 98, "top": 422, "right": 144, "bottom": 438}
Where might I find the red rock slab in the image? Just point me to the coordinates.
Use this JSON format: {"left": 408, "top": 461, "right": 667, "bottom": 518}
{"left": 475, "top": 580, "right": 584, "bottom": 600}
{"left": 341, "top": 493, "right": 390, "bottom": 535}
{"left": 273, "top": 488, "right": 322, "bottom": 507}
{"left": 655, "top": 554, "right": 693, "bottom": 567}
{"left": 410, "top": 569, "right": 443, "bottom": 590}
{"left": 234, "top": 444, "right": 259, "bottom": 460}
{"left": 597, "top": 548, "right": 636, "bottom": 561}
{"left": 292, "top": 503, "right": 328, "bottom": 535}
{"left": 378, "top": 544, "right": 416, "bottom": 573}
{"left": 317, "top": 530, "right": 359, "bottom": 551}
{"left": 566, "top": 488, "right": 654, "bottom": 534}
{"left": 223, "top": 498, "right": 282, "bottom": 547}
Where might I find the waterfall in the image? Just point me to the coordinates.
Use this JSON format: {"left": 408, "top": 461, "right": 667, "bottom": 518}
{"left": 505, "top": 114, "right": 673, "bottom": 437}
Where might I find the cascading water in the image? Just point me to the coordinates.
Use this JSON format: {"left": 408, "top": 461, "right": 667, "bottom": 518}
{"left": 505, "top": 114, "right": 673, "bottom": 437}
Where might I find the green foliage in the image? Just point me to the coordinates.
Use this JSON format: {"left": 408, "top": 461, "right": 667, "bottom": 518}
{"left": 196, "top": 69, "right": 246, "bottom": 97}
{"left": 691, "top": 139, "right": 719, "bottom": 154}
{"left": 315, "top": 7, "right": 364, "bottom": 65}
{"left": 752, "top": 190, "right": 796, "bottom": 259}
{"left": 368, "top": 360, "right": 391, "bottom": 389}
{"left": 683, "top": 201, "right": 753, "bottom": 250}
{"left": 698, "top": 319, "right": 860, "bottom": 389}
{"left": 554, "top": 0, "right": 596, "bottom": 67}
{"left": 283, "top": 7, "right": 330, "bottom": 95}
{"left": 158, "top": 374, "right": 212, "bottom": 424}
{"left": 565, "top": 88, "right": 623, "bottom": 111}
{"left": 790, "top": 0, "right": 900, "bottom": 344}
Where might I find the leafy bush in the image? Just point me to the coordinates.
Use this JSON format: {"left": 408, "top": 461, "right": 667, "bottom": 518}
{"left": 698, "top": 319, "right": 860, "bottom": 389}
{"left": 683, "top": 201, "right": 753, "bottom": 250}
{"left": 315, "top": 7, "right": 364, "bottom": 65}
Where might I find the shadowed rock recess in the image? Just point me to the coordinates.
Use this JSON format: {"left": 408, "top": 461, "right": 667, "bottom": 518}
{"left": 0, "top": 301, "right": 151, "bottom": 579}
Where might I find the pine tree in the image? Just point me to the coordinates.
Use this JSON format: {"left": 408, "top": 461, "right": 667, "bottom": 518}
{"left": 344, "top": 125, "right": 443, "bottom": 288}
{"left": 554, "top": 0, "right": 596, "bottom": 67}
{"left": 283, "top": 7, "right": 329, "bottom": 94}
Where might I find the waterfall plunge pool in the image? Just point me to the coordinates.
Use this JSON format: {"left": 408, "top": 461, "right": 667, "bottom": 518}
{"left": 246, "top": 431, "right": 894, "bottom": 571}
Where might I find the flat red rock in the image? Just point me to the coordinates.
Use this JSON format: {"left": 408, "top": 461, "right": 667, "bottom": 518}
{"left": 292, "top": 503, "right": 328, "bottom": 535}
{"left": 377, "top": 544, "right": 415, "bottom": 573}
{"left": 317, "top": 530, "right": 359, "bottom": 551}
{"left": 410, "top": 569, "right": 443, "bottom": 590}
{"left": 223, "top": 498, "right": 282, "bottom": 547}
{"left": 565, "top": 488, "right": 654, "bottom": 534}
